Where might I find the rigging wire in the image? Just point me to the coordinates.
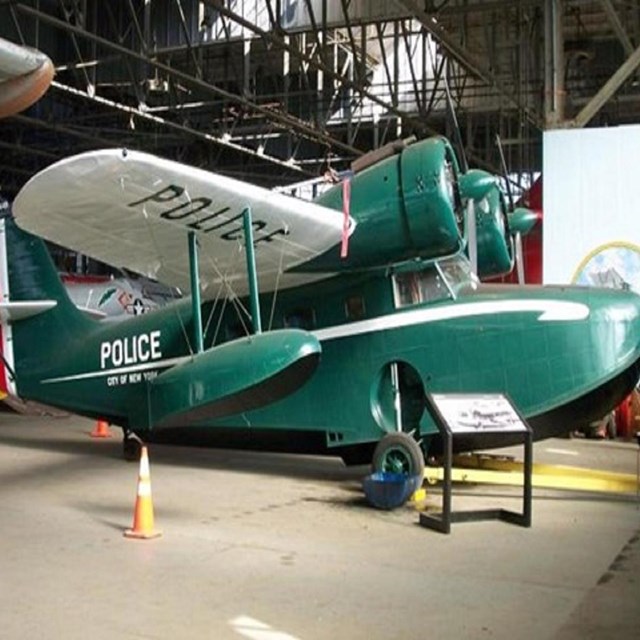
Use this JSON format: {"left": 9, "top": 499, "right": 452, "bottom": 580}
{"left": 138, "top": 198, "right": 194, "bottom": 356}
{"left": 267, "top": 240, "right": 287, "bottom": 331}
{"left": 200, "top": 237, "right": 251, "bottom": 340}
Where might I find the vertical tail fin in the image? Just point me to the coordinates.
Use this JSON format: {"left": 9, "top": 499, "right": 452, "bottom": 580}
{"left": 0, "top": 212, "right": 94, "bottom": 397}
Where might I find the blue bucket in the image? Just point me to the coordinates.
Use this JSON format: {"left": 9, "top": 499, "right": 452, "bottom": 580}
{"left": 362, "top": 472, "right": 423, "bottom": 510}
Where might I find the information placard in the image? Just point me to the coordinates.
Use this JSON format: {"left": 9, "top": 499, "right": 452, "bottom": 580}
{"left": 420, "top": 392, "right": 532, "bottom": 534}
{"left": 430, "top": 393, "right": 528, "bottom": 434}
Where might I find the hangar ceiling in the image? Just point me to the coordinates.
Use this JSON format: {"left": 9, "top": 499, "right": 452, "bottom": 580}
{"left": 1, "top": 1, "right": 639, "bottom": 198}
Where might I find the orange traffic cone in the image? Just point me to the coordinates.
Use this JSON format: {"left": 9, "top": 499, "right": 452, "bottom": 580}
{"left": 124, "top": 445, "right": 162, "bottom": 540}
{"left": 90, "top": 419, "right": 112, "bottom": 439}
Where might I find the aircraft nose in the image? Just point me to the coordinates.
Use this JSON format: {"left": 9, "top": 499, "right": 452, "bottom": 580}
{"left": 585, "top": 287, "right": 640, "bottom": 379}
{"left": 511, "top": 286, "right": 640, "bottom": 441}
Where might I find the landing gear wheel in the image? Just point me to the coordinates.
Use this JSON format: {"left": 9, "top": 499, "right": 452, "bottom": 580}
{"left": 123, "top": 435, "right": 142, "bottom": 462}
{"left": 372, "top": 432, "right": 425, "bottom": 477}
{"left": 365, "top": 433, "right": 426, "bottom": 509}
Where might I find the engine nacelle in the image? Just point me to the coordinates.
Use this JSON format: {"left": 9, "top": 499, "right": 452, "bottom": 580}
{"left": 459, "top": 169, "right": 539, "bottom": 280}
{"left": 299, "top": 137, "right": 464, "bottom": 272}
{"left": 460, "top": 169, "right": 513, "bottom": 279}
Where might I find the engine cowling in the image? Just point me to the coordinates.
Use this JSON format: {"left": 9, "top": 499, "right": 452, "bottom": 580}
{"left": 459, "top": 169, "right": 513, "bottom": 278}
{"left": 459, "top": 169, "right": 539, "bottom": 280}
{"left": 298, "top": 137, "right": 465, "bottom": 272}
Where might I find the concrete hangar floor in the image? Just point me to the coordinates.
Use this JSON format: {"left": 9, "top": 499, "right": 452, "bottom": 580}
{"left": 0, "top": 411, "right": 638, "bottom": 640}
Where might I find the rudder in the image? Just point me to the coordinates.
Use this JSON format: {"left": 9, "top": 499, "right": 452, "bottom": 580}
{"left": 0, "top": 212, "right": 94, "bottom": 397}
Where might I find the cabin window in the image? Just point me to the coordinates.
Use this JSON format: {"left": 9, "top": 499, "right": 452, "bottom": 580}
{"left": 392, "top": 257, "right": 477, "bottom": 308}
{"left": 284, "top": 307, "right": 316, "bottom": 330}
{"left": 345, "top": 295, "right": 366, "bottom": 320}
{"left": 439, "top": 257, "right": 478, "bottom": 296}
{"left": 392, "top": 267, "right": 449, "bottom": 308}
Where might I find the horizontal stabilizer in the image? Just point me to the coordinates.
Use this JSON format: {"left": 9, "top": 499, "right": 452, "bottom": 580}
{"left": 0, "top": 300, "right": 57, "bottom": 322}
{"left": 76, "top": 305, "right": 107, "bottom": 320}
{"left": 133, "top": 329, "right": 320, "bottom": 429}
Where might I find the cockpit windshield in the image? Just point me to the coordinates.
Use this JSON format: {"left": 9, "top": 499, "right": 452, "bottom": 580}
{"left": 438, "top": 256, "right": 478, "bottom": 296}
{"left": 392, "top": 255, "right": 478, "bottom": 309}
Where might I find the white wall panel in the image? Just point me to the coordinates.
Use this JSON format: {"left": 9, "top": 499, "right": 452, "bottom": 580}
{"left": 543, "top": 125, "right": 640, "bottom": 285}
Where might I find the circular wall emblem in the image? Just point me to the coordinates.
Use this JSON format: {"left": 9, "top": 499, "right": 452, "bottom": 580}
{"left": 572, "top": 241, "right": 640, "bottom": 293}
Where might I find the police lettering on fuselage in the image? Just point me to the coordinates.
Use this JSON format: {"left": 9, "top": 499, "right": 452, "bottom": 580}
{"left": 100, "top": 330, "right": 162, "bottom": 369}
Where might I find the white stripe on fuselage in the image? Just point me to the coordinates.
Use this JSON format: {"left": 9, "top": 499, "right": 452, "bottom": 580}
{"left": 40, "top": 299, "right": 589, "bottom": 385}
{"left": 313, "top": 299, "right": 590, "bottom": 342}
{"left": 0, "top": 219, "right": 17, "bottom": 396}
{"left": 41, "top": 355, "right": 189, "bottom": 384}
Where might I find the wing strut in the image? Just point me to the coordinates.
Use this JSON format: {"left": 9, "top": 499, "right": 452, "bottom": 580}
{"left": 188, "top": 231, "right": 204, "bottom": 354}
{"left": 243, "top": 207, "right": 262, "bottom": 335}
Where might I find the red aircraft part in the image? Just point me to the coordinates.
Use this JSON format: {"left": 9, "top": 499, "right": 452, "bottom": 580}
{"left": 60, "top": 273, "right": 112, "bottom": 285}
{"left": 0, "top": 56, "right": 54, "bottom": 118}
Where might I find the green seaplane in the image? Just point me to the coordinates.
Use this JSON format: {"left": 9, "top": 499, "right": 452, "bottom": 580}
{"left": 3, "top": 137, "right": 640, "bottom": 506}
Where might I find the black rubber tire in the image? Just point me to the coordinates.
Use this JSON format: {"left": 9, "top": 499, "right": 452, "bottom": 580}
{"left": 123, "top": 436, "right": 142, "bottom": 462}
{"left": 371, "top": 432, "right": 425, "bottom": 477}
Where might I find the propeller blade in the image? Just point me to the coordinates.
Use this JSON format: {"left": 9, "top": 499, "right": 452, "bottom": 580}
{"left": 443, "top": 62, "right": 468, "bottom": 173}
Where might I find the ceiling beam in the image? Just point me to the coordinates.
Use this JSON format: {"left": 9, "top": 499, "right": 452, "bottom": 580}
{"left": 395, "top": 0, "right": 543, "bottom": 130}
{"left": 14, "top": 2, "right": 362, "bottom": 161}
{"left": 203, "top": 0, "right": 443, "bottom": 138}
{"left": 10, "top": 113, "right": 118, "bottom": 148}
{"left": 600, "top": 0, "right": 634, "bottom": 57}
{"left": 51, "top": 80, "right": 311, "bottom": 174}
{"left": 571, "top": 40, "right": 640, "bottom": 128}
{"left": 432, "top": 0, "right": 544, "bottom": 17}
{"left": 0, "top": 139, "right": 60, "bottom": 160}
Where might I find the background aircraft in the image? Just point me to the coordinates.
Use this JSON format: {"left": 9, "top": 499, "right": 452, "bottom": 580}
{"left": 0, "top": 37, "right": 54, "bottom": 119}
{"left": 4, "top": 137, "right": 640, "bottom": 507}
{"left": 61, "top": 272, "right": 179, "bottom": 319}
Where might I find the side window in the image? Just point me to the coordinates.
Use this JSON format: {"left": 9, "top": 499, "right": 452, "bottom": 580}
{"left": 284, "top": 307, "right": 316, "bottom": 330}
{"left": 438, "top": 258, "right": 477, "bottom": 296}
{"left": 345, "top": 295, "right": 366, "bottom": 321}
{"left": 392, "top": 268, "right": 449, "bottom": 308}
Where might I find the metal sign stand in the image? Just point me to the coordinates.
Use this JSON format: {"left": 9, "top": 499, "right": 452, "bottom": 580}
{"left": 419, "top": 392, "right": 533, "bottom": 534}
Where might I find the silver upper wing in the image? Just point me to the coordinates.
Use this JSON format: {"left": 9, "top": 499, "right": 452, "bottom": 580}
{"left": 13, "top": 149, "right": 344, "bottom": 296}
